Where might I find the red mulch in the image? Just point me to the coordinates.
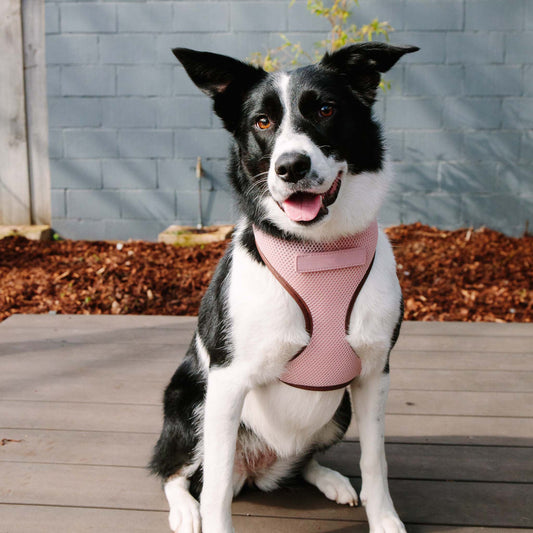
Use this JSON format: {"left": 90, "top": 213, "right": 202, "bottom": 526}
{"left": 0, "top": 223, "right": 531, "bottom": 323}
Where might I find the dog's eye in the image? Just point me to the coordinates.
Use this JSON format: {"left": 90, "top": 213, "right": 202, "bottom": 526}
{"left": 319, "top": 104, "right": 335, "bottom": 118}
{"left": 256, "top": 116, "right": 271, "bottom": 130}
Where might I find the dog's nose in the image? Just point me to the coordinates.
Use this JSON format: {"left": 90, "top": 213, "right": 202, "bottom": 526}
{"left": 275, "top": 152, "right": 311, "bottom": 183}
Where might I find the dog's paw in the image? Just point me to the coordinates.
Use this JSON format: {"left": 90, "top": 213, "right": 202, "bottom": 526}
{"left": 168, "top": 491, "right": 201, "bottom": 533}
{"left": 308, "top": 465, "right": 358, "bottom": 506}
{"left": 369, "top": 514, "right": 407, "bottom": 533}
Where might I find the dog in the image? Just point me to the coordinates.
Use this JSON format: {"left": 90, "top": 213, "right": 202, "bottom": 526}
{"left": 150, "top": 42, "right": 419, "bottom": 533}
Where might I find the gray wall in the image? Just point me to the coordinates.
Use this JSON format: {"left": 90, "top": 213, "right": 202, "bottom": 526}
{"left": 45, "top": 0, "right": 532, "bottom": 240}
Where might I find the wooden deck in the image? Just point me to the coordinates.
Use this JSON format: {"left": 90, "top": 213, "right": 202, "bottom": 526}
{"left": 1, "top": 314, "right": 532, "bottom": 532}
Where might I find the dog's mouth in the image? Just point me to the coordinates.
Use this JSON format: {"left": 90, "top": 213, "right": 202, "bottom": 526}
{"left": 278, "top": 173, "right": 343, "bottom": 224}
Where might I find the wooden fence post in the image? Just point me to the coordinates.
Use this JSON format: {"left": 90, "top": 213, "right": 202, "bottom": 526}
{"left": 0, "top": 0, "right": 31, "bottom": 225}
{"left": 22, "top": 0, "right": 51, "bottom": 226}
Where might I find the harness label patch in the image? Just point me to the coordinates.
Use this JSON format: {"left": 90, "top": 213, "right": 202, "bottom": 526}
{"left": 296, "top": 247, "right": 366, "bottom": 273}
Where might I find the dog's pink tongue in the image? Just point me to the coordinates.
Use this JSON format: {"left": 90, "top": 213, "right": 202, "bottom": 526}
{"left": 282, "top": 194, "right": 322, "bottom": 222}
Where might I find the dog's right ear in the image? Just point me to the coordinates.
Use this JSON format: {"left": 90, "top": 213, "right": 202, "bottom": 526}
{"left": 173, "top": 48, "right": 266, "bottom": 132}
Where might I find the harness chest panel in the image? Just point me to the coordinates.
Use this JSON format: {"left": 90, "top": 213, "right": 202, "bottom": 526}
{"left": 253, "top": 220, "right": 378, "bottom": 391}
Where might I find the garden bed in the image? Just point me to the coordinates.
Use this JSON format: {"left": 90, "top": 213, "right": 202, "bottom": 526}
{"left": 0, "top": 223, "right": 531, "bottom": 323}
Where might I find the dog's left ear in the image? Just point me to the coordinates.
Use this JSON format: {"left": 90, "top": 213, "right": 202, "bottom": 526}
{"left": 173, "top": 48, "right": 267, "bottom": 133}
{"left": 320, "top": 42, "right": 419, "bottom": 106}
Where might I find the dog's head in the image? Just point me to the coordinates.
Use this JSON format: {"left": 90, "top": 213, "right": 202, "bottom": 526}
{"left": 174, "top": 43, "right": 418, "bottom": 240}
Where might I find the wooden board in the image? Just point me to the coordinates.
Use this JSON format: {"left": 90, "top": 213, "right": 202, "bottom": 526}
{"left": 21, "top": 0, "right": 51, "bottom": 225}
{"left": 0, "top": 0, "right": 30, "bottom": 225}
{"left": 2, "top": 429, "right": 532, "bottom": 484}
{"left": 1, "top": 462, "right": 531, "bottom": 528}
{"left": 2, "top": 505, "right": 528, "bottom": 533}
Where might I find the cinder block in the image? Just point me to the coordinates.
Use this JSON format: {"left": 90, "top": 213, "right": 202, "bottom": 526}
{"left": 378, "top": 197, "right": 402, "bottom": 227}
{"left": 443, "top": 98, "right": 502, "bottom": 130}
{"left": 118, "top": 3, "right": 173, "bottom": 32}
{"left": 461, "top": 194, "right": 523, "bottom": 232}
{"left": 52, "top": 219, "right": 106, "bottom": 241}
{"left": 45, "top": 4, "right": 59, "bottom": 34}
{"left": 521, "top": 131, "right": 533, "bottom": 161}
{"left": 174, "top": 2, "right": 229, "bottom": 32}
{"left": 120, "top": 190, "right": 176, "bottom": 220}
{"left": 357, "top": 0, "right": 406, "bottom": 31}
{"left": 51, "top": 190, "right": 66, "bottom": 219}
{"left": 156, "top": 97, "right": 212, "bottom": 128}
{"left": 103, "top": 159, "right": 157, "bottom": 189}
{"left": 202, "top": 159, "right": 232, "bottom": 192}
{"left": 385, "top": 97, "right": 443, "bottom": 130}
{"left": 104, "top": 219, "right": 166, "bottom": 242}
{"left": 67, "top": 190, "right": 121, "bottom": 219}
{"left": 384, "top": 131, "right": 404, "bottom": 161}
{"left": 465, "top": 0, "right": 524, "bottom": 31}
{"left": 231, "top": 2, "right": 287, "bottom": 32}
{"left": 175, "top": 129, "right": 230, "bottom": 158}
{"left": 402, "top": 192, "right": 461, "bottom": 229}
{"left": 158, "top": 159, "right": 199, "bottom": 191}
{"left": 62, "top": 66, "right": 115, "bottom": 96}
{"left": 206, "top": 189, "right": 237, "bottom": 225}
{"left": 463, "top": 131, "right": 521, "bottom": 162}
{"left": 227, "top": 32, "right": 281, "bottom": 62}
{"left": 525, "top": 66, "right": 533, "bottom": 96}
{"left": 390, "top": 162, "right": 439, "bottom": 193}
{"left": 405, "top": 131, "right": 463, "bottom": 161}
{"left": 117, "top": 66, "right": 174, "bottom": 96}
{"left": 50, "top": 159, "right": 102, "bottom": 189}
{"left": 48, "top": 130, "right": 63, "bottom": 159}
{"left": 64, "top": 130, "right": 118, "bottom": 158}
{"left": 446, "top": 33, "right": 504, "bottom": 64}
{"left": 119, "top": 130, "right": 174, "bottom": 158}
{"left": 506, "top": 32, "right": 533, "bottom": 64}
{"left": 464, "top": 65, "right": 522, "bottom": 96}
{"left": 99, "top": 34, "right": 157, "bottom": 64}
{"left": 405, "top": 0, "right": 463, "bottom": 31}
{"left": 405, "top": 65, "right": 463, "bottom": 96}
{"left": 391, "top": 32, "right": 446, "bottom": 64}
{"left": 440, "top": 162, "right": 500, "bottom": 193}
{"left": 157, "top": 34, "right": 215, "bottom": 65}
{"left": 102, "top": 98, "right": 157, "bottom": 128}
{"left": 46, "top": 35, "right": 98, "bottom": 64}
{"left": 527, "top": 2, "right": 533, "bottom": 30}
{"left": 46, "top": 66, "right": 61, "bottom": 96}
{"left": 176, "top": 189, "right": 235, "bottom": 226}
{"left": 288, "top": 2, "right": 329, "bottom": 32}
{"left": 61, "top": 3, "right": 116, "bottom": 33}
{"left": 502, "top": 98, "right": 533, "bottom": 129}
{"left": 48, "top": 97, "right": 102, "bottom": 127}
{"left": 498, "top": 163, "right": 533, "bottom": 195}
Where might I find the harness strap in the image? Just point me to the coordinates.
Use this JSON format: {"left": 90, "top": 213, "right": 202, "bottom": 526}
{"left": 253, "top": 220, "right": 378, "bottom": 391}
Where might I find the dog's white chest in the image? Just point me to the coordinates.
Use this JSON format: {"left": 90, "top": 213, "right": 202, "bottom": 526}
{"left": 228, "top": 242, "right": 309, "bottom": 383}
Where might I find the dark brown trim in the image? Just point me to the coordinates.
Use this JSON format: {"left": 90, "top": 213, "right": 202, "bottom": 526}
{"left": 279, "top": 378, "right": 354, "bottom": 391}
{"left": 345, "top": 253, "right": 376, "bottom": 334}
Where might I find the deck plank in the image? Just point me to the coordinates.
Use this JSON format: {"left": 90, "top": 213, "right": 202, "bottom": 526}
{"left": 1, "top": 429, "right": 532, "bottom": 484}
{"left": 3, "top": 505, "right": 528, "bottom": 533}
{"left": 1, "top": 462, "right": 532, "bottom": 528}
{"left": 2, "top": 399, "right": 532, "bottom": 443}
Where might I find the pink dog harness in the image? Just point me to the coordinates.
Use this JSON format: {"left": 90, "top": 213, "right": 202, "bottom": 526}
{"left": 253, "top": 219, "right": 378, "bottom": 391}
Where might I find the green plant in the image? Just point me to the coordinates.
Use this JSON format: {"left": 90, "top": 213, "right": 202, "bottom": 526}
{"left": 249, "top": 0, "right": 393, "bottom": 88}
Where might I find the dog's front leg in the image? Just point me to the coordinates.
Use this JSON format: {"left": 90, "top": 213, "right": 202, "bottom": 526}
{"left": 351, "top": 372, "right": 405, "bottom": 533}
{"left": 200, "top": 367, "right": 247, "bottom": 533}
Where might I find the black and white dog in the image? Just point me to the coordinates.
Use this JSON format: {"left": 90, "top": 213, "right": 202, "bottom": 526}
{"left": 151, "top": 42, "right": 418, "bottom": 533}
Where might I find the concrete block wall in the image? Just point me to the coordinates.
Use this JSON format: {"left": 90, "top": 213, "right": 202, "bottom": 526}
{"left": 45, "top": 0, "right": 532, "bottom": 240}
